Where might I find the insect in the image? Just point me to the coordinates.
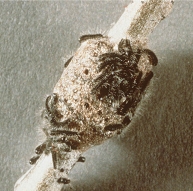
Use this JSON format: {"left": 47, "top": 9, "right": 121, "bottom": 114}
{"left": 79, "top": 34, "right": 103, "bottom": 43}
{"left": 30, "top": 92, "right": 85, "bottom": 184}
{"left": 92, "top": 37, "right": 157, "bottom": 119}
{"left": 29, "top": 34, "right": 158, "bottom": 185}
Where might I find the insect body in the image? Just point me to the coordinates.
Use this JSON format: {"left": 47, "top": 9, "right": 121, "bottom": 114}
{"left": 91, "top": 38, "right": 157, "bottom": 138}
{"left": 92, "top": 38, "right": 157, "bottom": 116}
{"left": 29, "top": 34, "right": 158, "bottom": 184}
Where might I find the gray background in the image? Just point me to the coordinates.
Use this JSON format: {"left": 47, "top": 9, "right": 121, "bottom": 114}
{"left": 0, "top": 1, "right": 193, "bottom": 191}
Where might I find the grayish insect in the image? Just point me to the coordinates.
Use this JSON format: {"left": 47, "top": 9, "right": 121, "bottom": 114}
{"left": 29, "top": 34, "right": 158, "bottom": 184}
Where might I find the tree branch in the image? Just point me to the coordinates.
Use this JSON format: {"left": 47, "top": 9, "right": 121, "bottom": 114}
{"left": 14, "top": 1, "right": 174, "bottom": 191}
{"left": 108, "top": 0, "right": 174, "bottom": 44}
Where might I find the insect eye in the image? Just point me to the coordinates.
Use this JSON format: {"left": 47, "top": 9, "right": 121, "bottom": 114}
{"left": 35, "top": 143, "right": 46, "bottom": 155}
{"left": 57, "top": 177, "right": 70, "bottom": 184}
{"left": 29, "top": 155, "right": 40, "bottom": 165}
{"left": 77, "top": 156, "right": 86, "bottom": 162}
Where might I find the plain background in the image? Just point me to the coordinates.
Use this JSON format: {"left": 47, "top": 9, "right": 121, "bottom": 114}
{"left": 0, "top": 1, "right": 193, "bottom": 191}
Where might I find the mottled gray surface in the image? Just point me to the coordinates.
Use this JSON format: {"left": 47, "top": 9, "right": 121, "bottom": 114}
{"left": 0, "top": 1, "right": 193, "bottom": 191}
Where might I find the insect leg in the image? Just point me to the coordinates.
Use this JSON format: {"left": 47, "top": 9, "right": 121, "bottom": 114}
{"left": 79, "top": 34, "right": 103, "bottom": 43}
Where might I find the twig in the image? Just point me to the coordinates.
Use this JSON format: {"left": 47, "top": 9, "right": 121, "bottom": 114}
{"left": 108, "top": 0, "right": 174, "bottom": 45}
{"left": 14, "top": 1, "right": 174, "bottom": 191}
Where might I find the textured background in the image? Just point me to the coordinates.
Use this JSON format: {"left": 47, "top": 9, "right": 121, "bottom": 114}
{"left": 0, "top": 1, "right": 193, "bottom": 191}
